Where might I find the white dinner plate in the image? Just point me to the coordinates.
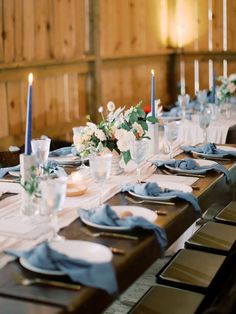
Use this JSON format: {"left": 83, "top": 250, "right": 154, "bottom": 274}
{"left": 19, "top": 240, "right": 112, "bottom": 275}
{"left": 9, "top": 171, "right": 21, "bottom": 177}
{"left": 128, "top": 182, "right": 192, "bottom": 201}
{"left": 165, "top": 159, "right": 216, "bottom": 175}
{"left": 191, "top": 145, "right": 236, "bottom": 159}
{"left": 81, "top": 206, "right": 157, "bottom": 231}
{"left": 48, "top": 155, "right": 81, "bottom": 165}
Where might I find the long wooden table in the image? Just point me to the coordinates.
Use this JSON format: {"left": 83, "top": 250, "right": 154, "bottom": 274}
{"left": 0, "top": 152, "right": 235, "bottom": 314}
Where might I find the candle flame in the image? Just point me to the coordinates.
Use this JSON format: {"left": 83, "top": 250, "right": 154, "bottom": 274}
{"left": 151, "top": 69, "right": 155, "bottom": 76}
{"left": 28, "top": 73, "right": 33, "bottom": 84}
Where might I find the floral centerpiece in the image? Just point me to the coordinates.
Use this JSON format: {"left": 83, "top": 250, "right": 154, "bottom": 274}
{"left": 74, "top": 101, "right": 156, "bottom": 164}
{"left": 217, "top": 73, "right": 236, "bottom": 103}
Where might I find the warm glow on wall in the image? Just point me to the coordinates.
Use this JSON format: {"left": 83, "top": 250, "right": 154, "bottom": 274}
{"left": 163, "top": 0, "right": 196, "bottom": 48}
{"left": 159, "top": 0, "right": 168, "bottom": 46}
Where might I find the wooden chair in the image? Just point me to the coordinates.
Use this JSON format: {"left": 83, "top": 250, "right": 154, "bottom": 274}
{"left": 215, "top": 201, "right": 236, "bottom": 225}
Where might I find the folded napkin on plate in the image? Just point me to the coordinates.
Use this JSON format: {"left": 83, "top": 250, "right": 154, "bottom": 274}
{"left": 81, "top": 205, "right": 167, "bottom": 251}
{"left": 49, "top": 146, "right": 73, "bottom": 157}
{"left": 122, "top": 182, "right": 201, "bottom": 215}
{"left": 180, "top": 143, "right": 236, "bottom": 157}
{"left": 0, "top": 165, "right": 20, "bottom": 178}
{"left": 46, "top": 160, "right": 67, "bottom": 177}
{"left": 152, "top": 158, "right": 231, "bottom": 184}
{"left": 5, "top": 242, "right": 117, "bottom": 295}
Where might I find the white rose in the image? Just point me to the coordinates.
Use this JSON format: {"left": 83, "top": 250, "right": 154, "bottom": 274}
{"left": 116, "top": 131, "right": 135, "bottom": 152}
{"left": 227, "top": 82, "right": 236, "bottom": 94}
{"left": 86, "top": 122, "right": 97, "bottom": 131}
{"left": 107, "top": 101, "right": 115, "bottom": 112}
{"left": 228, "top": 74, "right": 236, "bottom": 82}
{"left": 95, "top": 129, "right": 106, "bottom": 141}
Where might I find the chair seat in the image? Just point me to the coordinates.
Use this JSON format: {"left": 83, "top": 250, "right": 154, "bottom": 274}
{"left": 156, "top": 249, "right": 225, "bottom": 292}
{"left": 129, "top": 284, "right": 204, "bottom": 314}
{"left": 185, "top": 222, "right": 236, "bottom": 255}
{"left": 215, "top": 201, "right": 236, "bottom": 225}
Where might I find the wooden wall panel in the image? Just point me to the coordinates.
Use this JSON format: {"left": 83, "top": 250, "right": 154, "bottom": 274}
{"left": 0, "top": 0, "right": 3, "bottom": 61}
{"left": 100, "top": 0, "right": 168, "bottom": 57}
{"left": 227, "top": 0, "right": 236, "bottom": 50}
{"left": 212, "top": 0, "right": 223, "bottom": 51}
{"left": 0, "top": 83, "right": 9, "bottom": 138}
{"left": 197, "top": 0, "right": 208, "bottom": 51}
{"left": 7, "top": 81, "right": 22, "bottom": 135}
{"left": 101, "top": 60, "right": 170, "bottom": 108}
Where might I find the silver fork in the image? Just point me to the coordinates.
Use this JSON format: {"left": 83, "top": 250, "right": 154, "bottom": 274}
{"left": 81, "top": 227, "right": 139, "bottom": 241}
{"left": 15, "top": 274, "right": 81, "bottom": 290}
{"left": 125, "top": 196, "right": 174, "bottom": 207}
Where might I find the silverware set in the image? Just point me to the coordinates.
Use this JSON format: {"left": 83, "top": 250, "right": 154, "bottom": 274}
{"left": 14, "top": 274, "right": 81, "bottom": 290}
{"left": 125, "top": 196, "right": 173, "bottom": 209}
{"left": 81, "top": 227, "right": 139, "bottom": 241}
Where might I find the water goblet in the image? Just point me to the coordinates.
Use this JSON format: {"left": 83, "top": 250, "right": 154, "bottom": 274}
{"left": 129, "top": 139, "right": 148, "bottom": 183}
{"left": 73, "top": 126, "right": 88, "bottom": 170}
{"left": 89, "top": 153, "right": 112, "bottom": 207}
{"left": 31, "top": 138, "right": 51, "bottom": 175}
{"left": 164, "top": 121, "right": 179, "bottom": 159}
{"left": 40, "top": 177, "right": 67, "bottom": 242}
{"left": 196, "top": 90, "right": 208, "bottom": 110}
{"left": 178, "top": 94, "right": 190, "bottom": 120}
{"left": 199, "top": 106, "right": 212, "bottom": 144}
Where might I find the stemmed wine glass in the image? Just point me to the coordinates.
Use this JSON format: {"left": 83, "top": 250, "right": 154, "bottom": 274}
{"left": 199, "top": 106, "right": 212, "bottom": 144}
{"left": 31, "top": 138, "right": 51, "bottom": 175}
{"left": 196, "top": 90, "right": 208, "bottom": 110}
{"left": 40, "top": 177, "right": 67, "bottom": 242}
{"left": 164, "top": 121, "right": 179, "bottom": 159}
{"left": 178, "top": 94, "right": 190, "bottom": 120}
{"left": 129, "top": 139, "right": 148, "bottom": 183}
{"left": 89, "top": 153, "right": 112, "bottom": 207}
{"left": 73, "top": 126, "right": 88, "bottom": 169}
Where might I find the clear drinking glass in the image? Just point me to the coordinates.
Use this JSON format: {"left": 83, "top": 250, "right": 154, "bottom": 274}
{"left": 89, "top": 153, "right": 112, "bottom": 206}
{"left": 31, "top": 138, "right": 51, "bottom": 175}
{"left": 40, "top": 177, "right": 67, "bottom": 242}
{"left": 178, "top": 94, "right": 190, "bottom": 120}
{"left": 196, "top": 90, "right": 208, "bottom": 110}
{"left": 164, "top": 121, "right": 179, "bottom": 159}
{"left": 73, "top": 126, "right": 88, "bottom": 169}
{"left": 199, "top": 106, "right": 212, "bottom": 144}
{"left": 130, "top": 139, "right": 148, "bottom": 183}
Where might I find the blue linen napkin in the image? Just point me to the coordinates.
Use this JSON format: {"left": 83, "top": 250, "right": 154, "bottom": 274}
{"left": 81, "top": 205, "right": 167, "bottom": 251}
{"left": 45, "top": 160, "right": 67, "bottom": 177}
{"left": 152, "top": 158, "right": 231, "bottom": 184}
{"left": 180, "top": 143, "right": 236, "bottom": 157}
{"left": 5, "top": 242, "right": 118, "bottom": 295}
{"left": 122, "top": 182, "right": 201, "bottom": 215}
{"left": 49, "top": 146, "right": 73, "bottom": 157}
{"left": 0, "top": 164, "right": 20, "bottom": 178}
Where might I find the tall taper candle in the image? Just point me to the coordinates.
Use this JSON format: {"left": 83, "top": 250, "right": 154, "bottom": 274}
{"left": 211, "top": 71, "right": 216, "bottom": 103}
{"left": 25, "top": 73, "right": 33, "bottom": 155}
{"left": 151, "top": 69, "right": 155, "bottom": 118}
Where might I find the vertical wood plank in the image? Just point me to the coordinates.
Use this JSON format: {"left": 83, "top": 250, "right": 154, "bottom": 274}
{"left": 14, "top": 0, "right": 23, "bottom": 62}
{"left": 68, "top": 73, "right": 79, "bottom": 121}
{"left": 0, "top": 0, "right": 3, "bottom": 60}
{"left": 212, "top": 0, "right": 223, "bottom": 51}
{"left": 44, "top": 77, "right": 57, "bottom": 127}
{"left": 78, "top": 74, "right": 87, "bottom": 119}
{"left": 56, "top": 76, "right": 65, "bottom": 123}
{"left": 0, "top": 82, "right": 9, "bottom": 137}
{"left": 3, "top": 0, "right": 15, "bottom": 62}
{"left": 227, "top": 0, "right": 236, "bottom": 50}
{"left": 197, "top": 0, "right": 208, "bottom": 50}
{"left": 33, "top": 77, "right": 46, "bottom": 131}
{"left": 7, "top": 80, "right": 22, "bottom": 135}
{"left": 23, "top": 0, "right": 35, "bottom": 61}
{"left": 34, "top": 0, "right": 50, "bottom": 60}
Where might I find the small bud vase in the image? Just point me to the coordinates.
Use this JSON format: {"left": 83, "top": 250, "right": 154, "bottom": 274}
{"left": 111, "top": 151, "right": 123, "bottom": 175}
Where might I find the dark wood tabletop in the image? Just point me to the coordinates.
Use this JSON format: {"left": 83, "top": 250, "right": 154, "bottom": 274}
{"left": 0, "top": 151, "right": 236, "bottom": 314}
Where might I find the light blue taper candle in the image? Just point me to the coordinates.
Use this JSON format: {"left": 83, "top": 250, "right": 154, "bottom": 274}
{"left": 151, "top": 69, "right": 155, "bottom": 118}
{"left": 25, "top": 73, "right": 33, "bottom": 155}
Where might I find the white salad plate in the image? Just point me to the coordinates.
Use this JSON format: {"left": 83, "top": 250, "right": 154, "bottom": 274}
{"left": 165, "top": 159, "right": 216, "bottom": 174}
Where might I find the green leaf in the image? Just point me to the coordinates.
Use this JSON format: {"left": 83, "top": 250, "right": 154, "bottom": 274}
{"left": 139, "top": 120, "right": 148, "bottom": 131}
{"left": 122, "top": 151, "right": 131, "bottom": 165}
{"left": 129, "top": 111, "right": 138, "bottom": 124}
{"left": 136, "top": 106, "right": 146, "bottom": 118}
{"left": 120, "top": 122, "right": 130, "bottom": 131}
{"left": 146, "top": 116, "right": 157, "bottom": 124}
